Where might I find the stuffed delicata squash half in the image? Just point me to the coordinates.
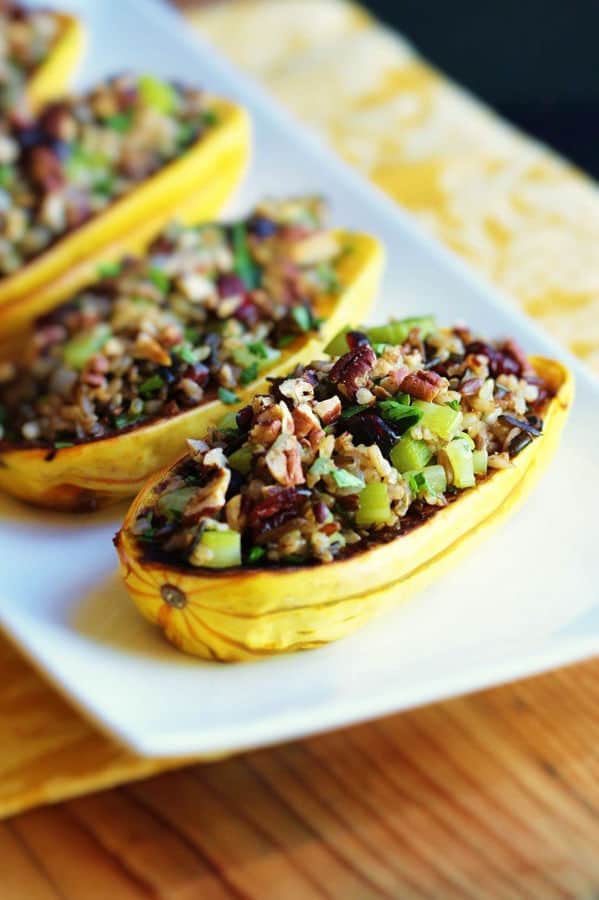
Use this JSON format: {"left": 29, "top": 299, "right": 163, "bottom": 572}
{"left": 0, "top": 198, "right": 382, "bottom": 509}
{"left": 0, "top": 72, "right": 249, "bottom": 334}
{"left": 116, "top": 319, "right": 573, "bottom": 661}
{"left": 1, "top": 3, "right": 83, "bottom": 115}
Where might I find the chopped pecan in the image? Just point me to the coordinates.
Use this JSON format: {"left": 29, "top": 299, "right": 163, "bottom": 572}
{"left": 265, "top": 433, "right": 305, "bottom": 487}
{"left": 184, "top": 466, "right": 231, "bottom": 519}
{"left": 314, "top": 395, "right": 341, "bottom": 425}
{"left": 132, "top": 333, "right": 171, "bottom": 366}
{"left": 250, "top": 401, "right": 293, "bottom": 445}
{"left": 293, "top": 403, "right": 322, "bottom": 438}
{"left": 329, "top": 343, "right": 376, "bottom": 400}
{"left": 401, "top": 369, "right": 445, "bottom": 402}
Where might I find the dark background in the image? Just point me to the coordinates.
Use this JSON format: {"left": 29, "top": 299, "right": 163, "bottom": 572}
{"left": 367, "top": 0, "right": 598, "bottom": 179}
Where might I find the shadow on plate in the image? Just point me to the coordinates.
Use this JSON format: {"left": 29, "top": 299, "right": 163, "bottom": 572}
{"left": 0, "top": 489, "right": 128, "bottom": 530}
{"left": 71, "top": 570, "right": 201, "bottom": 667}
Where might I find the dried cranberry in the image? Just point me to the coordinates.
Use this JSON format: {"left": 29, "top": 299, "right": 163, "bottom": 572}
{"left": 248, "top": 486, "right": 310, "bottom": 529}
{"left": 329, "top": 343, "right": 376, "bottom": 400}
{"left": 342, "top": 408, "right": 399, "bottom": 457}
{"left": 466, "top": 341, "right": 521, "bottom": 377}
{"left": 346, "top": 331, "right": 370, "bottom": 350}
{"left": 235, "top": 405, "right": 253, "bottom": 432}
{"left": 234, "top": 297, "right": 261, "bottom": 328}
{"left": 249, "top": 215, "right": 278, "bottom": 238}
{"left": 184, "top": 362, "right": 209, "bottom": 387}
{"left": 218, "top": 273, "right": 246, "bottom": 298}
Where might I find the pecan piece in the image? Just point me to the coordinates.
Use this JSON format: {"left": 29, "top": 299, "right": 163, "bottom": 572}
{"left": 28, "top": 146, "right": 64, "bottom": 191}
{"left": 314, "top": 395, "right": 342, "bottom": 424}
{"left": 329, "top": 343, "right": 376, "bottom": 400}
{"left": 265, "top": 433, "right": 305, "bottom": 487}
{"left": 401, "top": 369, "right": 445, "bottom": 402}
{"left": 184, "top": 466, "right": 231, "bottom": 520}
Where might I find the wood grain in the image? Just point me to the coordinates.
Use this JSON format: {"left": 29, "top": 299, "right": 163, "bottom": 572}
{"left": 1, "top": 659, "right": 598, "bottom": 898}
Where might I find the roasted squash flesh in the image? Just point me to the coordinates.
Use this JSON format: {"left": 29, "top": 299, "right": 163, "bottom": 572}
{"left": 25, "top": 13, "right": 84, "bottom": 112}
{"left": 116, "top": 343, "right": 572, "bottom": 662}
{"left": 0, "top": 230, "right": 383, "bottom": 509}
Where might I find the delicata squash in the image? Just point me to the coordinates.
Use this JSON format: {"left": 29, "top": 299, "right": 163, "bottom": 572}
{"left": 0, "top": 198, "right": 383, "bottom": 509}
{"left": 0, "top": 72, "right": 250, "bottom": 335}
{"left": 1, "top": 3, "right": 83, "bottom": 114}
{"left": 116, "top": 318, "right": 573, "bottom": 661}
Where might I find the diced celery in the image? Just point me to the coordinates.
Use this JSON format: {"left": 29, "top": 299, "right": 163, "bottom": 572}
{"left": 232, "top": 222, "right": 259, "bottom": 289}
{"left": 198, "top": 530, "right": 242, "bottom": 568}
{"left": 366, "top": 315, "right": 436, "bottom": 345}
{"left": 355, "top": 482, "right": 391, "bottom": 526}
{"left": 228, "top": 445, "right": 253, "bottom": 475}
{"left": 455, "top": 431, "right": 475, "bottom": 449}
{"left": 473, "top": 448, "right": 488, "bottom": 475}
{"left": 138, "top": 74, "right": 176, "bottom": 114}
{"left": 412, "top": 399, "right": 463, "bottom": 441}
{"left": 218, "top": 411, "right": 239, "bottom": 431}
{"left": 404, "top": 465, "right": 446, "bottom": 496}
{"left": 324, "top": 326, "right": 354, "bottom": 356}
{"left": 422, "top": 464, "right": 447, "bottom": 494}
{"left": 390, "top": 435, "right": 433, "bottom": 473}
{"left": 62, "top": 323, "right": 111, "bottom": 370}
{"left": 446, "top": 439, "right": 475, "bottom": 489}
{"left": 156, "top": 486, "right": 196, "bottom": 518}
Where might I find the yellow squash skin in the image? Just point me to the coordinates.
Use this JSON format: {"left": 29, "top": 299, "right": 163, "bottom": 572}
{"left": 0, "top": 99, "right": 251, "bottom": 337}
{"left": 115, "top": 357, "right": 573, "bottom": 662}
{"left": 25, "top": 14, "right": 84, "bottom": 112}
{"left": 0, "top": 233, "right": 383, "bottom": 510}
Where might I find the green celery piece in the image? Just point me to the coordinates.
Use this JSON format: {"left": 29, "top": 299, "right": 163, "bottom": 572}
{"left": 473, "top": 448, "right": 488, "bottom": 475}
{"left": 218, "top": 411, "right": 238, "bottom": 431}
{"left": 404, "top": 464, "right": 447, "bottom": 496}
{"left": 455, "top": 431, "right": 475, "bottom": 449}
{"left": 412, "top": 399, "right": 463, "bottom": 441}
{"left": 63, "top": 323, "right": 111, "bottom": 370}
{"left": 104, "top": 110, "right": 133, "bottom": 133}
{"left": 331, "top": 468, "right": 364, "bottom": 489}
{"left": 228, "top": 445, "right": 253, "bottom": 475}
{"left": 355, "top": 482, "right": 391, "bottom": 526}
{"left": 232, "top": 222, "right": 259, "bottom": 289}
{"left": 316, "top": 262, "right": 340, "bottom": 293}
{"left": 139, "top": 374, "right": 164, "bottom": 396}
{"left": 309, "top": 457, "right": 335, "bottom": 478}
{"left": 218, "top": 387, "right": 239, "bottom": 405}
{"left": 247, "top": 545, "right": 265, "bottom": 563}
{"left": 390, "top": 434, "right": 433, "bottom": 473}
{"left": 0, "top": 165, "right": 12, "bottom": 187}
{"left": 367, "top": 316, "right": 437, "bottom": 345}
{"left": 156, "top": 486, "right": 197, "bottom": 519}
{"left": 138, "top": 74, "right": 176, "bottom": 114}
{"left": 291, "top": 306, "right": 311, "bottom": 332}
{"left": 325, "top": 326, "right": 354, "bottom": 356}
{"left": 96, "top": 260, "right": 122, "bottom": 278}
{"left": 148, "top": 266, "right": 170, "bottom": 294}
{"left": 446, "top": 439, "right": 475, "bottom": 488}
{"left": 198, "top": 530, "right": 242, "bottom": 568}
{"left": 240, "top": 362, "right": 259, "bottom": 385}
{"left": 377, "top": 399, "right": 423, "bottom": 431}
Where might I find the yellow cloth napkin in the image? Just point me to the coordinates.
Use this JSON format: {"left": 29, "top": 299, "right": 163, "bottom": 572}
{"left": 191, "top": 0, "right": 599, "bottom": 375}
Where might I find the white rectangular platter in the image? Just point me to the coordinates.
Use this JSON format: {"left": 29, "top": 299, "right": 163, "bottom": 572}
{"left": 1, "top": 0, "right": 598, "bottom": 757}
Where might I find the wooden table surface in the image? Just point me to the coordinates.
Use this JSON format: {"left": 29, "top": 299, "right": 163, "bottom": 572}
{"left": 3, "top": 659, "right": 599, "bottom": 898}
